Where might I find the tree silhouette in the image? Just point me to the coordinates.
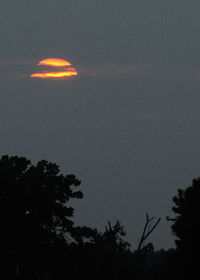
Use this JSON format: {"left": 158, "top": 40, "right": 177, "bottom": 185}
{"left": 0, "top": 155, "right": 84, "bottom": 277}
{"left": 171, "top": 177, "right": 200, "bottom": 274}
{"left": 172, "top": 178, "right": 200, "bottom": 250}
{"left": 88, "top": 220, "right": 130, "bottom": 253}
{"left": 137, "top": 213, "right": 161, "bottom": 252}
{"left": 75, "top": 221, "right": 130, "bottom": 280}
{"left": 1, "top": 154, "right": 173, "bottom": 279}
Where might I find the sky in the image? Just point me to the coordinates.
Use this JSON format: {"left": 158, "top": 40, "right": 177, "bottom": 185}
{"left": 1, "top": 0, "right": 200, "bottom": 250}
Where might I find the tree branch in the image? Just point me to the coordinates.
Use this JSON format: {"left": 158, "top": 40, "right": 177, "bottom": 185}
{"left": 137, "top": 213, "right": 161, "bottom": 251}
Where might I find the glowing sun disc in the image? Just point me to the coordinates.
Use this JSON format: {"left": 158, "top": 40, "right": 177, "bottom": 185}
{"left": 30, "top": 58, "right": 78, "bottom": 79}
{"left": 38, "top": 58, "right": 72, "bottom": 67}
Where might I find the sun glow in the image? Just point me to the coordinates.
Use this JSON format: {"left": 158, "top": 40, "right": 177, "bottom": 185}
{"left": 30, "top": 71, "right": 78, "bottom": 78}
{"left": 38, "top": 58, "right": 72, "bottom": 67}
{"left": 30, "top": 58, "right": 78, "bottom": 79}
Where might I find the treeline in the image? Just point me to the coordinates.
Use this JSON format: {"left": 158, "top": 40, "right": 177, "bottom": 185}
{"left": 0, "top": 155, "right": 198, "bottom": 279}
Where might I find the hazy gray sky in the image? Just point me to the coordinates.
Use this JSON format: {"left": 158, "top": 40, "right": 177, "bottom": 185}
{"left": 1, "top": 0, "right": 200, "bottom": 249}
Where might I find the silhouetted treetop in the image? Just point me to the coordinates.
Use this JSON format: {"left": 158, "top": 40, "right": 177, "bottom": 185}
{"left": 90, "top": 220, "right": 130, "bottom": 253}
{"left": 0, "top": 155, "right": 83, "bottom": 247}
{"left": 171, "top": 177, "right": 200, "bottom": 253}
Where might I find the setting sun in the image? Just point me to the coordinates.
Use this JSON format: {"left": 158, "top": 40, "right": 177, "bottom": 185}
{"left": 31, "top": 58, "right": 78, "bottom": 79}
{"left": 37, "top": 58, "right": 72, "bottom": 67}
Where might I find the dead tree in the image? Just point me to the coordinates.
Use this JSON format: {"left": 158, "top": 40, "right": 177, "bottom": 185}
{"left": 137, "top": 213, "right": 161, "bottom": 251}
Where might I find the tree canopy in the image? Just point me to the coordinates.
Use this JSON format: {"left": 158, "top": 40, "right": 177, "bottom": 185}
{"left": 171, "top": 177, "right": 200, "bottom": 254}
{"left": 0, "top": 155, "right": 83, "bottom": 249}
{"left": 0, "top": 155, "right": 131, "bottom": 279}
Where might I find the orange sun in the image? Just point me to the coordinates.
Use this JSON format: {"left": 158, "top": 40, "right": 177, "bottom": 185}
{"left": 30, "top": 58, "right": 78, "bottom": 79}
{"left": 37, "top": 58, "right": 72, "bottom": 67}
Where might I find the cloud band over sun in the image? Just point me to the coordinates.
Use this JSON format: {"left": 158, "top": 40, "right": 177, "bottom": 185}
{"left": 30, "top": 58, "right": 78, "bottom": 79}
{"left": 1, "top": 58, "right": 200, "bottom": 81}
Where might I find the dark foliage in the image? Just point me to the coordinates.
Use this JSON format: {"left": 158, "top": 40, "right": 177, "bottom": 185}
{"left": 0, "top": 155, "right": 131, "bottom": 279}
{"left": 0, "top": 155, "right": 84, "bottom": 246}
{"left": 0, "top": 155, "right": 86, "bottom": 278}
{"left": 52, "top": 221, "right": 131, "bottom": 280}
{"left": 171, "top": 177, "right": 200, "bottom": 275}
{"left": 1, "top": 154, "right": 197, "bottom": 279}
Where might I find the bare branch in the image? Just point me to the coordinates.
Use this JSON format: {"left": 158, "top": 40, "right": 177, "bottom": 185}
{"left": 137, "top": 213, "right": 161, "bottom": 251}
